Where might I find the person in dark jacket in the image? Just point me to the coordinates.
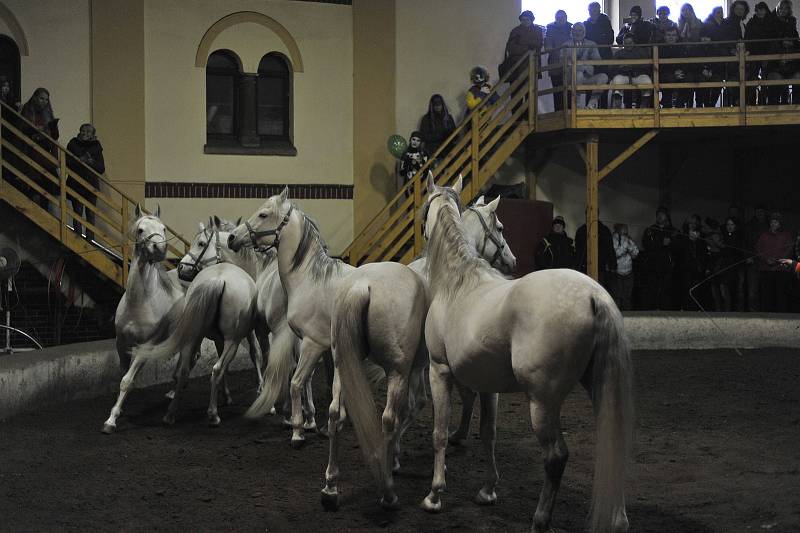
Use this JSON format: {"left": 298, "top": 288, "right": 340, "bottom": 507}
{"left": 418, "top": 94, "right": 455, "bottom": 156}
{"left": 617, "top": 5, "right": 654, "bottom": 44}
{"left": 585, "top": 2, "right": 614, "bottom": 107}
{"left": 673, "top": 218, "right": 710, "bottom": 310}
{"left": 20, "top": 88, "right": 59, "bottom": 210}
{"left": 722, "top": 0, "right": 750, "bottom": 105}
{"left": 66, "top": 124, "right": 105, "bottom": 241}
{"left": 745, "top": 2, "right": 781, "bottom": 104}
{"left": 503, "top": 9, "right": 544, "bottom": 82}
{"left": 535, "top": 216, "right": 576, "bottom": 270}
{"left": 698, "top": 7, "right": 726, "bottom": 107}
{"left": 642, "top": 206, "right": 677, "bottom": 309}
{"left": 766, "top": 1, "right": 799, "bottom": 104}
{"left": 774, "top": 0, "right": 798, "bottom": 36}
{"left": 611, "top": 32, "right": 654, "bottom": 108}
{"left": 545, "top": 10, "right": 573, "bottom": 111}
{"left": 398, "top": 131, "right": 428, "bottom": 196}
{"left": 659, "top": 27, "right": 694, "bottom": 108}
{"left": 0, "top": 77, "right": 19, "bottom": 110}
{"left": 574, "top": 217, "right": 617, "bottom": 290}
{"left": 651, "top": 5, "right": 680, "bottom": 43}
{"left": 720, "top": 216, "right": 746, "bottom": 310}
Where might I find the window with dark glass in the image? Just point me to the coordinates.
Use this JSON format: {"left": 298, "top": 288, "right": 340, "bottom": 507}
{"left": 206, "top": 50, "right": 240, "bottom": 140}
{"left": 257, "top": 53, "right": 291, "bottom": 140}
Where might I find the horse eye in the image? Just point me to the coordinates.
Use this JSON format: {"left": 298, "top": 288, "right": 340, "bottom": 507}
{"left": 259, "top": 213, "right": 267, "bottom": 218}
{"left": 137, "top": 228, "right": 144, "bottom": 234}
{"left": 199, "top": 241, "right": 206, "bottom": 247}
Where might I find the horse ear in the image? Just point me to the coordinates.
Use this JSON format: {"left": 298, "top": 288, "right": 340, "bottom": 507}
{"left": 236, "top": 216, "right": 242, "bottom": 226}
{"left": 427, "top": 171, "right": 436, "bottom": 194}
{"left": 453, "top": 175, "right": 463, "bottom": 195}
{"left": 155, "top": 203, "right": 161, "bottom": 218}
{"left": 198, "top": 221, "right": 205, "bottom": 232}
{"left": 134, "top": 203, "right": 142, "bottom": 218}
{"left": 475, "top": 195, "right": 486, "bottom": 206}
{"left": 278, "top": 186, "right": 289, "bottom": 204}
{"left": 487, "top": 196, "right": 501, "bottom": 212}
{"left": 213, "top": 215, "right": 221, "bottom": 228}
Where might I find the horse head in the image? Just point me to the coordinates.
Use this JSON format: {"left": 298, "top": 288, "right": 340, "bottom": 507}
{"left": 229, "top": 186, "right": 293, "bottom": 252}
{"left": 464, "top": 196, "right": 517, "bottom": 275}
{"left": 131, "top": 203, "right": 168, "bottom": 263}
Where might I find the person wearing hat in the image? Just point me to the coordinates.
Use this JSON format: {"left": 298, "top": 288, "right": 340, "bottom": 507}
{"left": 501, "top": 10, "right": 543, "bottom": 82}
{"left": 756, "top": 212, "right": 794, "bottom": 311}
{"left": 616, "top": 5, "right": 654, "bottom": 45}
{"left": 534, "top": 215, "right": 576, "bottom": 270}
{"left": 466, "top": 66, "right": 498, "bottom": 111}
{"left": 398, "top": 131, "right": 428, "bottom": 197}
{"left": 650, "top": 5, "right": 679, "bottom": 43}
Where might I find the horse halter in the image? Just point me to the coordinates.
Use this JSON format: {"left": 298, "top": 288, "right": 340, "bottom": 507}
{"left": 246, "top": 205, "right": 294, "bottom": 253}
{"left": 133, "top": 219, "right": 167, "bottom": 258}
{"left": 180, "top": 227, "right": 221, "bottom": 276}
{"left": 422, "top": 189, "right": 464, "bottom": 235}
{"left": 467, "top": 207, "right": 507, "bottom": 270}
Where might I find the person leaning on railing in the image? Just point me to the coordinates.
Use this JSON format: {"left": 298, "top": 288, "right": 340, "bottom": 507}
{"left": 561, "top": 22, "right": 609, "bottom": 109}
{"left": 764, "top": 31, "right": 800, "bottom": 104}
{"left": 66, "top": 124, "right": 105, "bottom": 241}
{"left": 584, "top": 2, "right": 615, "bottom": 108}
{"left": 501, "top": 9, "right": 543, "bottom": 82}
{"left": 745, "top": 2, "right": 783, "bottom": 105}
{"left": 20, "top": 88, "right": 59, "bottom": 211}
{"left": 659, "top": 26, "right": 695, "bottom": 108}
{"left": 697, "top": 7, "right": 726, "bottom": 108}
{"left": 545, "top": 10, "right": 573, "bottom": 111}
{"left": 611, "top": 32, "right": 653, "bottom": 109}
{"left": 721, "top": 0, "right": 750, "bottom": 106}
{"left": 650, "top": 5, "right": 679, "bottom": 43}
{"left": 616, "top": 5, "right": 654, "bottom": 46}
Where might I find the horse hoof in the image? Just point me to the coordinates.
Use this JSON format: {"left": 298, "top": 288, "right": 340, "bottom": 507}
{"left": 303, "top": 420, "right": 317, "bottom": 431}
{"left": 318, "top": 424, "right": 330, "bottom": 438}
{"left": 269, "top": 406, "right": 276, "bottom": 415}
{"left": 420, "top": 495, "right": 442, "bottom": 513}
{"left": 282, "top": 417, "right": 293, "bottom": 429}
{"left": 380, "top": 494, "right": 400, "bottom": 510}
{"left": 162, "top": 414, "right": 176, "bottom": 426}
{"left": 474, "top": 488, "right": 497, "bottom": 506}
{"left": 208, "top": 414, "right": 221, "bottom": 427}
{"left": 164, "top": 390, "right": 176, "bottom": 400}
{"left": 320, "top": 489, "right": 339, "bottom": 511}
{"left": 101, "top": 423, "right": 116, "bottom": 434}
{"left": 290, "top": 436, "right": 306, "bottom": 450}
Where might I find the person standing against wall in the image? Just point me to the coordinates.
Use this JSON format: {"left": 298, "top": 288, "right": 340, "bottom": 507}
{"left": 67, "top": 124, "right": 106, "bottom": 241}
{"left": 756, "top": 212, "right": 794, "bottom": 312}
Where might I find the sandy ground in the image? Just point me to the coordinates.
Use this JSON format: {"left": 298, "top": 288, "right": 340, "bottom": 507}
{"left": 1, "top": 348, "right": 799, "bottom": 532}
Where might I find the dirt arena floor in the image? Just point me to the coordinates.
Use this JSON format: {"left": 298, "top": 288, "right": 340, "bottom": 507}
{"left": 1, "top": 348, "right": 799, "bottom": 532}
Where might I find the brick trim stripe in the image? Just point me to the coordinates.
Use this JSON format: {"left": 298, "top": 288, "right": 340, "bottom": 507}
{"left": 145, "top": 182, "right": 353, "bottom": 200}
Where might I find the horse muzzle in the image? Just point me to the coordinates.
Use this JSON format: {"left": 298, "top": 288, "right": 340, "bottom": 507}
{"left": 177, "top": 262, "right": 198, "bottom": 282}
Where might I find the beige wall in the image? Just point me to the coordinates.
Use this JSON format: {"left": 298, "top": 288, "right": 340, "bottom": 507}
{"left": 0, "top": 0, "right": 91, "bottom": 145}
{"left": 91, "top": 0, "right": 146, "bottom": 200}
{"left": 143, "top": 0, "right": 353, "bottom": 252}
{"left": 352, "top": 0, "right": 395, "bottom": 233}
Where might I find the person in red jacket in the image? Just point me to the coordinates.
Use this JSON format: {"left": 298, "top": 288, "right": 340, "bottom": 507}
{"left": 756, "top": 212, "right": 794, "bottom": 311}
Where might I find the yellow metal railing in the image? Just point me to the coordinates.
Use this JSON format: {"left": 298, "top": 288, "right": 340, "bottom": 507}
{"left": 0, "top": 101, "right": 189, "bottom": 286}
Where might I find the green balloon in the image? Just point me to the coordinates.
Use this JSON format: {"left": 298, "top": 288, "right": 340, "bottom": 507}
{"left": 387, "top": 134, "right": 408, "bottom": 159}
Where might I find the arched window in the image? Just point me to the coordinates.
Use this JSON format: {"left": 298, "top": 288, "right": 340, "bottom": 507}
{"left": 206, "top": 50, "right": 240, "bottom": 140}
{"left": 257, "top": 53, "right": 291, "bottom": 141}
{"left": 0, "top": 35, "right": 21, "bottom": 105}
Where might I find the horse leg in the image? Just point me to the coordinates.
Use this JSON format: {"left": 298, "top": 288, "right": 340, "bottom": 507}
{"left": 255, "top": 326, "right": 271, "bottom": 396}
{"left": 101, "top": 355, "right": 146, "bottom": 433}
{"left": 393, "top": 366, "right": 426, "bottom": 473}
{"left": 207, "top": 339, "right": 240, "bottom": 427}
{"left": 474, "top": 392, "right": 499, "bottom": 505}
{"left": 317, "top": 350, "right": 335, "bottom": 437}
{"left": 379, "top": 370, "right": 409, "bottom": 509}
{"left": 290, "top": 338, "right": 326, "bottom": 448}
{"left": 529, "top": 399, "right": 569, "bottom": 533}
{"left": 302, "top": 367, "right": 318, "bottom": 431}
{"left": 421, "top": 359, "right": 454, "bottom": 512}
{"left": 166, "top": 344, "right": 203, "bottom": 400}
{"left": 162, "top": 342, "right": 199, "bottom": 425}
{"left": 247, "top": 330, "right": 265, "bottom": 392}
{"left": 449, "top": 382, "right": 477, "bottom": 445}
{"left": 320, "top": 368, "right": 344, "bottom": 511}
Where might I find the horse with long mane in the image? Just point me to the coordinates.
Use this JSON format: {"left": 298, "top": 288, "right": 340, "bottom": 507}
{"left": 408, "top": 191, "right": 517, "bottom": 445}
{"left": 179, "top": 216, "right": 316, "bottom": 429}
{"left": 131, "top": 217, "right": 262, "bottom": 427}
{"left": 103, "top": 205, "right": 186, "bottom": 433}
{"left": 229, "top": 188, "right": 427, "bottom": 510}
{"left": 421, "top": 178, "right": 633, "bottom": 533}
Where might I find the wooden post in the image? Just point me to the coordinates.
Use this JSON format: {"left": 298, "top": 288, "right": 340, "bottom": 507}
{"left": 121, "top": 200, "right": 129, "bottom": 284}
{"left": 585, "top": 134, "right": 599, "bottom": 282}
{"left": 738, "top": 42, "right": 746, "bottom": 124}
{"left": 525, "top": 141, "right": 537, "bottom": 200}
{"left": 470, "top": 110, "right": 479, "bottom": 201}
{"left": 562, "top": 56, "right": 569, "bottom": 125}
{"left": 653, "top": 45, "right": 660, "bottom": 127}
{"left": 58, "top": 149, "right": 67, "bottom": 242}
{"left": 413, "top": 174, "right": 422, "bottom": 256}
{"left": 571, "top": 46, "right": 578, "bottom": 128}
{"left": 528, "top": 51, "right": 537, "bottom": 129}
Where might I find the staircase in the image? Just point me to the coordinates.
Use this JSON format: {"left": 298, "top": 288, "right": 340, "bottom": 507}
{"left": 343, "top": 51, "right": 539, "bottom": 266}
{"left": 0, "top": 102, "right": 189, "bottom": 287}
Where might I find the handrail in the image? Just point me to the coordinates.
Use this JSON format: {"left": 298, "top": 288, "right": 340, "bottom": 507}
{"left": 0, "top": 101, "right": 190, "bottom": 285}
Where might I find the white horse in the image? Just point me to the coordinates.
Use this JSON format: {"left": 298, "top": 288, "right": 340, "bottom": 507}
{"left": 408, "top": 193, "right": 517, "bottom": 446}
{"left": 421, "top": 178, "right": 633, "bottom": 533}
{"left": 103, "top": 205, "right": 186, "bottom": 434}
{"left": 180, "top": 216, "right": 316, "bottom": 430}
{"left": 228, "top": 188, "right": 427, "bottom": 510}
{"left": 132, "top": 218, "right": 260, "bottom": 427}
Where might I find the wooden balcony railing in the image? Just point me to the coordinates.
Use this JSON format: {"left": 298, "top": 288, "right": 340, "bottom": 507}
{"left": 0, "top": 102, "right": 189, "bottom": 286}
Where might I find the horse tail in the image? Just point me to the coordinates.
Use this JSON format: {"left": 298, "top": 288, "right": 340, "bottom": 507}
{"left": 588, "top": 293, "right": 634, "bottom": 533}
{"left": 332, "top": 280, "right": 386, "bottom": 487}
{"left": 244, "top": 325, "right": 297, "bottom": 419}
{"left": 133, "top": 279, "right": 224, "bottom": 361}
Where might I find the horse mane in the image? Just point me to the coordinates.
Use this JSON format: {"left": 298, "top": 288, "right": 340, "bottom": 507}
{"left": 291, "top": 208, "right": 343, "bottom": 282}
{"left": 426, "top": 201, "right": 503, "bottom": 300}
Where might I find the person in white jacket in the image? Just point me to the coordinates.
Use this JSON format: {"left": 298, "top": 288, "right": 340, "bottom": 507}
{"left": 612, "top": 222, "right": 639, "bottom": 310}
